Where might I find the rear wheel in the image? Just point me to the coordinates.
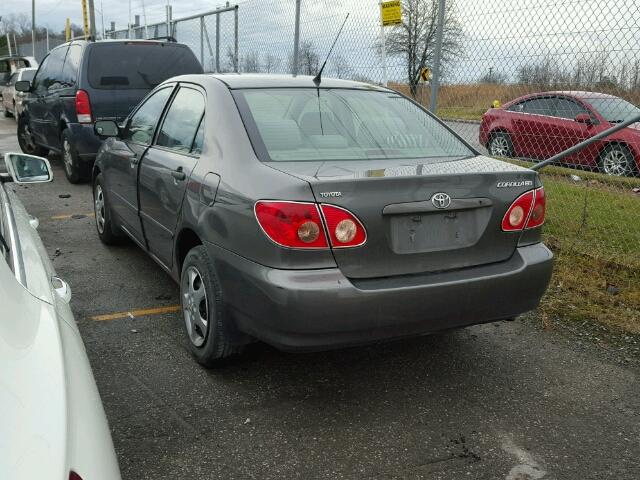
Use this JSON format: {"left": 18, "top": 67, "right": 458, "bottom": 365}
{"left": 488, "top": 132, "right": 514, "bottom": 158}
{"left": 62, "top": 130, "right": 89, "bottom": 184}
{"left": 598, "top": 144, "right": 637, "bottom": 177}
{"left": 180, "top": 246, "right": 242, "bottom": 367}
{"left": 93, "top": 173, "right": 123, "bottom": 245}
{"left": 18, "top": 118, "right": 48, "bottom": 156}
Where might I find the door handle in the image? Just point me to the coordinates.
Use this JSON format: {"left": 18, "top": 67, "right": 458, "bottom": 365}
{"left": 171, "top": 167, "right": 186, "bottom": 181}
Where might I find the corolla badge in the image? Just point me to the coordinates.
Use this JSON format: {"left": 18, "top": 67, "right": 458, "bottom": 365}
{"left": 431, "top": 192, "right": 452, "bottom": 209}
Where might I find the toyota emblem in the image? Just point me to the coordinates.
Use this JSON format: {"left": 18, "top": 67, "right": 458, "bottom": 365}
{"left": 431, "top": 192, "right": 452, "bottom": 209}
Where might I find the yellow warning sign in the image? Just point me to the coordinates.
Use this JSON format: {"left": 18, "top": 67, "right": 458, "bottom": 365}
{"left": 381, "top": 0, "right": 403, "bottom": 26}
{"left": 420, "top": 67, "right": 431, "bottom": 82}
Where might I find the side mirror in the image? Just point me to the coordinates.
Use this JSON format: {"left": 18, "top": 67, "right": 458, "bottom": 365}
{"left": 574, "top": 113, "right": 592, "bottom": 125}
{"left": 4, "top": 153, "right": 53, "bottom": 184}
{"left": 14, "top": 80, "right": 31, "bottom": 92}
{"left": 94, "top": 120, "right": 120, "bottom": 138}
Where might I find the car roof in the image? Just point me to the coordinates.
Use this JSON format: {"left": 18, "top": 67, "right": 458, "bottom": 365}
{"left": 203, "top": 73, "right": 387, "bottom": 90}
{"left": 525, "top": 90, "right": 619, "bottom": 100}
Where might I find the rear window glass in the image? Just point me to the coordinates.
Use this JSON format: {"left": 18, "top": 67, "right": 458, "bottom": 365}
{"left": 234, "top": 88, "right": 473, "bottom": 162}
{"left": 87, "top": 43, "right": 202, "bottom": 89}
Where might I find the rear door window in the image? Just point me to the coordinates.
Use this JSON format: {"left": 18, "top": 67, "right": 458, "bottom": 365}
{"left": 155, "top": 87, "right": 205, "bottom": 153}
{"left": 87, "top": 43, "right": 203, "bottom": 90}
{"left": 60, "top": 44, "right": 82, "bottom": 87}
{"left": 124, "top": 87, "right": 173, "bottom": 145}
{"left": 522, "top": 97, "right": 555, "bottom": 116}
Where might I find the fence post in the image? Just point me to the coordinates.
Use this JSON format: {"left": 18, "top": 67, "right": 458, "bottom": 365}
{"left": 6, "top": 34, "right": 12, "bottom": 56}
{"left": 379, "top": 0, "right": 387, "bottom": 86}
{"left": 234, "top": 6, "right": 239, "bottom": 72}
{"left": 215, "top": 12, "right": 220, "bottom": 72}
{"left": 292, "top": 0, "right": 301, "bottom": 75}
{"left": 31, "top": 0, "right": 36, "bottom": 57}
{"left": 428, "top": 0, "right": 445, "bottom": 113}
{"left": 200, "top": 16, "right": 204, "bottom": 66}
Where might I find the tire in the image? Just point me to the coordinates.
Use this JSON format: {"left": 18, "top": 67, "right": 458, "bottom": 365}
{"left": 180, "top": 245, "right": 242, "bottom": 367}
{"left": 62, "top": 129, "right": 89, "bottom": 184}
{"left": 17, "top": 117, "right": 49, "bottom": 156}
{"left": 488, "top": 131, "right": 514, "bottom": 158}
{"left": 598, "top": 144, "right": 637, "bottom": 177}
{"left": 93, "top": 173, "right": 124, "bottom": 245}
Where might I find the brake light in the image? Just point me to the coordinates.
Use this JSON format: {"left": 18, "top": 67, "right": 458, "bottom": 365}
{"left": 75, "top": 89, "right": 92, "bottom": 124}
{"left": 502, "top": 190, "right": 535, "bottom": 231}
{"left": 525, "top": 187, "right": 545, "bottom": 229}
{"left": 501, "top": 187, "right": 546, "bottom": 231}
{"left": 255, "top": 201, "right": 328, "bottom": 249}
{"left": 320, "top": 204, "right": 367, "bottom": 248}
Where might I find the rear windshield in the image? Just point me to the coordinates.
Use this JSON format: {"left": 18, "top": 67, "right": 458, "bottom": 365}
{"left": 233, "top": 88, "right": 473, "bottom": 162}
{"left": 87, "top": 43, "right": 202, "bottom": 89}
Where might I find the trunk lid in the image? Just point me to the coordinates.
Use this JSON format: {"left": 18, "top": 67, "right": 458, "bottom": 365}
{"left": 268, "top": 156, "right": 539, "bottom": 279}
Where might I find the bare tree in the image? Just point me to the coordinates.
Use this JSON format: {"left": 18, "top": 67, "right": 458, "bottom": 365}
{"left": 288, "top": 41, "right": 319, "bottom": 75}
{"left": 385, "top": 0, "right": 463, "bottom": 97}
{"left": 263, "top": 53, "right": 282, "bottom": 73}
{"left": 479, "top": 68, "right": 507, "bottom": 84}
{"left": 242, "top": 51, "right": 261, "bottom": 73}
{"left": 331, "top": 54, "right": 351, "bottom": 79}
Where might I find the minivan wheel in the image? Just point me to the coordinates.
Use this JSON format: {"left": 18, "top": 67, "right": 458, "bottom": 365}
{"left": 62, "top": 130, "right": 87, "bottom": 184}
{"left": 598, "top": 144, "right": 637, "bottom": 177}
{"left": 93, "top": 173, "right": 123, "bottom": 245}
{"left": 180, "top": 246, "right": 241, "bottom": 367}
{"left": 18, "top": 118, "right": 49, "bottom": 156}
{"left": 488, "top": 132, "right": 514, "bottom": 158}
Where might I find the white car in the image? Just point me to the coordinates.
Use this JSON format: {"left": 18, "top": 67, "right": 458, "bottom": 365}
{"left": 2, "top": 68, "right": 37, "bottom": 119}
{"left": 0, "top": 153, "right": 121, "bottom": 480}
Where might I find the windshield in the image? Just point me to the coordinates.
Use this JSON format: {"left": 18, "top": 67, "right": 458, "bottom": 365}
{"left": 234, "top": 88, "right": 473, "bottom": 162}
{"left": 87, "top": 43, "right": 202, "bottom": 89}
{"left": 585, "top": 97, "right": 640, "bottom": 123}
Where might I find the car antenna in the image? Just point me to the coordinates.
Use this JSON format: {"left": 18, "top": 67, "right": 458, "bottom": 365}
{"left": 313, "top": 13, "right": 350, "bottom": 86}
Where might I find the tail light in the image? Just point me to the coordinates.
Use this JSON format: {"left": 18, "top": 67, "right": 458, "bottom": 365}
{"left": 69, "top": 472, "right": 83, "bottom": 480}
{"left": 320, "top": 204, "right": 367, "bottom": 248}
{"left": 254, "top": 201, "right": 328, "bottom": 249}
{"left": 254, "top": 201, "right": 367, "bottom": 249}
{"left": 501, "top": 187, "right": 545, "bottom": 231}
{"left": 75, "top": 89, "right": 92, "bottom": 124}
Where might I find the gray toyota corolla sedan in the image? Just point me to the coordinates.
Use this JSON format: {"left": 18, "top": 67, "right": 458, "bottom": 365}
{"left": 92, "top": 74, "right": 553, "bottom": 367}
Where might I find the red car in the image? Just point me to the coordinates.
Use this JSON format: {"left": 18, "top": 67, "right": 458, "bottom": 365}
{"left": 479, "top": 91, "right": 640, "bottom": 176}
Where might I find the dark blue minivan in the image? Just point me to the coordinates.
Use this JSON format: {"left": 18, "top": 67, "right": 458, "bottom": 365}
{"left": 16, "top": 40, "right": 203, "bottom": 183}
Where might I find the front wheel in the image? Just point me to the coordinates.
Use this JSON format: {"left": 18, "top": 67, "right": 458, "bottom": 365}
{"left": 598, "top": 144, "right": 637, "bottom": 177}
{"left": 93, "top": 173, "right": 123, "bottom": 245}
{"left": 18, "top": 118, "right": 48, "bottom": 156}
{"left": 181, "top": 246, "right": 242, "bottom": 367}
{"left": 488, "top": 132, "right": 514, "bottom": 158}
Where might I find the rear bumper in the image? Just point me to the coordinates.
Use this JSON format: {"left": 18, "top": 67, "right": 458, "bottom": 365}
{"left": 210, "top": 242, "right": 554, "bottom": 352}
{"left": 67, "top": 123, "right": 102, "bottom": 162}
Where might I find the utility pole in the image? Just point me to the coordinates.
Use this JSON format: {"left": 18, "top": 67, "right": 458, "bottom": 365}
{"left": 31, "top": 0, "right": 36, "bottom": 57}
{"left": 45, "top": 27, "right": 49, "bottom": 52}
{"left": 428, "top": 0, "right": 446, "bottom": 113}
{"left": 292, "top": 0, "right": 301, "bottom": 75}
{"left": 88, "top": 0, "right": 97, "bottom": 39}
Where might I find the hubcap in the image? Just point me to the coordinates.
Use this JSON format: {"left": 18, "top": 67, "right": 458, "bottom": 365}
{"left": 602, "top": 150, "right": 628, "bottom": 176}
{"left": 182, "top": 266, "right": 209, "bottom": 347}
{"left": 63, "top": 140, "right": 74, "bottom": 175}
{"left": 94, "top": 185, "right": 106, "bottom": 234}
{"left": 490, "top": 136, "right": 510, "bottom": 157}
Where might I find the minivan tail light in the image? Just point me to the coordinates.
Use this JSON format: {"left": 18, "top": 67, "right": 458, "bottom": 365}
{"left": 320, "top": 204, "right": 367, "bottom": 248}
{"left": 75, "top": 89, "right": 92, "bottom": 124}
{"left": 525, "top": 187, "right": 545, "bottom": 229}
{"left": 502, "top": 190, "right": 535, "bottom": 231}
{"left": 255, "top": 201, "right": 328, "bottom": 249}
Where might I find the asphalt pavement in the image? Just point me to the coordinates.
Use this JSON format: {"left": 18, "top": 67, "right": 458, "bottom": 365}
{"left": 1, "top": 114, "right": 638, "bottom": 480}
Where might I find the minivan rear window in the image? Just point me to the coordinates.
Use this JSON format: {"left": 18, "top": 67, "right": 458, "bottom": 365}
{"left": 87, "top": 43, "right": 202, "bottom": 90}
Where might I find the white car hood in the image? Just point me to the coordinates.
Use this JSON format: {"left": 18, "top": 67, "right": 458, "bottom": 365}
{"left": 0, "top": 261, "right": 67, "bottom": 479}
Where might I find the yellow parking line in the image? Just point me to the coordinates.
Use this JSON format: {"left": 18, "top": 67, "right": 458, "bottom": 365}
{"left": 50, "top": 213, "right": 95, "bottom": 220}
{"left": 91, "top": 305, "right": 181, "bottom": 321}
